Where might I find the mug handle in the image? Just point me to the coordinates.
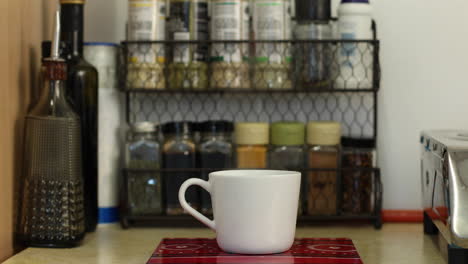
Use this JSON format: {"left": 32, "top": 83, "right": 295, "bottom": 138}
{"left": 179, "top": 178, "right": 216, "bottom": 230}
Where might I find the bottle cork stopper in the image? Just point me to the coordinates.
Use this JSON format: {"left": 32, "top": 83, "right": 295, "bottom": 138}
{"left": 235, "top": 122, "right": 269, "bottom": 145}
{"left": 307, "top": 121, "right": 341, "bottom": 146}
{"left": 44, "top": 60, "right": 67, "bottom": 81}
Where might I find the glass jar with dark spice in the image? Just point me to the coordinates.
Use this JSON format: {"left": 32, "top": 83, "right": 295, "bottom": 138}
{"left": 306, "top": 121, "right": 341, "bottom": 216}
{"left": 125, "top": 122, "right": 163, "bottom": 216}
{"left": 341, "top": 138, "right": 376, "bottom": 215}
{"left": 268, "top": 122, "right": 305, "bottom": 215}
{"left": 199, "top": 120, "right": 234, "bottom": 214}
{"left": 162, "top": 121, "right": 198, "bottom": 215}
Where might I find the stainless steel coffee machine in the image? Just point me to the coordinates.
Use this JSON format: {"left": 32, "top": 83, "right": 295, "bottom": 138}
{"left": 421, "top": 130, "right": 468, "bottom": 263}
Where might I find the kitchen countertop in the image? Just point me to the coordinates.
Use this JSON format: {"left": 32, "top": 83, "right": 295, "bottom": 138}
{"left": 4, "top": 223, "right": 446, "bottom": 264}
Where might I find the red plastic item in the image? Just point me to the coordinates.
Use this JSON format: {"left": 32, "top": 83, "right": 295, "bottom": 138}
{"left": 147, "top": 238, "right": 363, "bottom": 264}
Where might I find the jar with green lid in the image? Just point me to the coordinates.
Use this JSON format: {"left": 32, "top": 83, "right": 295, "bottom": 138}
{"left": 268, "top": 122, "right": 305, "bottom": 215}
{"left": 125, "top": 122, "right": 163, "bottom": 215}
{"left": 268, "top": 122, "right": 305, "bottom": 170}
{"left": 306, "top": 121, "right": 341, "bottom": 216}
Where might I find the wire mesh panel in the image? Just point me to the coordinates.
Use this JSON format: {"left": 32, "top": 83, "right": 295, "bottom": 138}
{"left": 127, "top": 92, "right": 376, "bottom": 140}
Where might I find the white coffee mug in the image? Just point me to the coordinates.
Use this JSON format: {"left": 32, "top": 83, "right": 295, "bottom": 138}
{"left": 179, "top": 170, "right": 301, "bottom": 254}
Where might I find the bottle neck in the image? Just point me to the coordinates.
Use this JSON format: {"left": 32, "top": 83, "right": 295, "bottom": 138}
{"left": 48, "top": 80, "right": 67, "bottom": 114}
{"left": 61, "top": 4, "right": 84, "bottom": 57}
{"left": 32, "top": 60, "right": 76, "bottom": 117}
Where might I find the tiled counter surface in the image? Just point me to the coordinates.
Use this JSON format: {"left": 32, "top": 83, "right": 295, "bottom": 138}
{"left": 4, "top": 223, "right": 445, "bottom": 264}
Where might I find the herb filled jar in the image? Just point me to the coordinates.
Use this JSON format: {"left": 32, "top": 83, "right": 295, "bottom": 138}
{"left": 341, "top": 138, "right": 375, "bottom": 215}
{"left": 210, "top": 0, "right": 251, "bottom": 89}
{"left": 167, "top": 0, "right": 209, "bottom": 90}
{"left": 125, "top": 122, "right": 163, "bottom": 216}
{"left": 127, "top": 0, "right": 167, "bottom": 89}
{"left": 306, "top": 121, "right": 341, "bottom": 216}
{"left": 162, "top": 121, "right": 198, "bottom": 215}
{"left": 252, "top": 0, "right": 292, "bottom": 90}
{"left": 268, "top": 121, "right": 305, "bottom": 215}
{"left": 293, "top": 0, "right": 332, "bottom": 89}
{"left": 235, "top": 122, "right": 269, "bottom": 168}
{"left": 199, "top": 121, "right": 234, "bottom": 214}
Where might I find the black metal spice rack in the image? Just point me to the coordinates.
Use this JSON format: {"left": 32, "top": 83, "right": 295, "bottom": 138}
{"left": 119, "top": 39, "right": 382, "bottom": 229}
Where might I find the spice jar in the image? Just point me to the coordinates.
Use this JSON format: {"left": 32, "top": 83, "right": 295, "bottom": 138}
{"left": 252, "top": 0, "right": 292, "bottom": 90}
{"left": 269, "top": 122, "right": 305, "bottom": 169}
{"left": 127, "top": 0, "right": 167, "bottom": 89}
{"left": 210, "top": 0, "right": 251, "bottom": 89}
{"left": 199, "top": 121, "right": 234, "bottom": 214}
{"left": 167, "top": 0, "right": 209, "bottom": 90}
{"left": 293, "top": 0, "right": 332, "bottom": 89}
{"left": 306, "top": 121, "right": 341, "bottom": 216}
{"left": 162, "top": 121, "right": 198, "bottom": 215}
{"left": 269, "top": 122, "right": 305, "bottom": 215}
{"left": 235, "top": 122, "right": 269, "bottom": 168}
{"left": 211, "top": 62, "right": 250, "bottom": 89}
{"left": 125, "top": 122, "right": 163, "bottom": 215}
{"left": 341, "top": 138, "right": 375, "bottom": 215}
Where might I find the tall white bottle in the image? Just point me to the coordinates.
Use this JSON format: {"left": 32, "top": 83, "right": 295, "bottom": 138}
{"left": 335, "top": 0, "right": 373, "bottom": 89}
{"left": 84, "top": 43, "right": 123, "bottom": 224}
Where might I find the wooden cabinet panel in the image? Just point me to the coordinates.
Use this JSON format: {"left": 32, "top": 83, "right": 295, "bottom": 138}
{"left": 0, "top": 0, "right": 53, "bottom": 261}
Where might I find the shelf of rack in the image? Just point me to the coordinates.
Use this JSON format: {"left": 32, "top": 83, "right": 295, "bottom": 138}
{"left": 120, "top": 168, "right": 382, "bottom": 229}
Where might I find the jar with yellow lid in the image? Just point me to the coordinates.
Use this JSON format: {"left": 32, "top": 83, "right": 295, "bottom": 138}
{"left": 306, "top": 121, "right": 341, "bottom": 216}
{"left": 235, "top": 123, "right": 269, "bottom": 169}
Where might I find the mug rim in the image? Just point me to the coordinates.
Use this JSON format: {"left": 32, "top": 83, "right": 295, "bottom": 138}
{"left": 209, "top": 169, "right": 300, "bottom": 178}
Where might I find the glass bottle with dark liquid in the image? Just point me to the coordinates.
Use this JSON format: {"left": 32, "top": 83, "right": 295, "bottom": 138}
{"left": 60, "top": 0, "right": 99, "bottom": 232}
{"left": 162, "top": 122, "right": 198, "bottom": 215}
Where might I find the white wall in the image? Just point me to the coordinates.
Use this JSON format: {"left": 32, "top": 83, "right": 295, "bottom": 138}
{"left": 84, "top": 0, "right": 468, "bottom": 210}
{"left": 84, "top": 0, "right": 127, "bottom": 43}
{"left": 374, "top": 0, "right": 468, "bottom": 209}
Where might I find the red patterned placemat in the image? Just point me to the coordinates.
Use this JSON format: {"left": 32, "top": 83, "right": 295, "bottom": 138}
{"left": 147, "top": 238, "right": 363, "bottom": 264}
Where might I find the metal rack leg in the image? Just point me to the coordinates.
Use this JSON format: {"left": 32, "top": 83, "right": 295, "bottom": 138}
{"left": 373, "top": 170, "right": 383, "bottom": 229}
{"left": 423, "top": 211, "right": 438, "bottom": 235}
{"left": 448, "top": 245, "right": 468, "bottom": 264}
{"left": 120, "top": 217, "right": 130, "bottom": 229}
